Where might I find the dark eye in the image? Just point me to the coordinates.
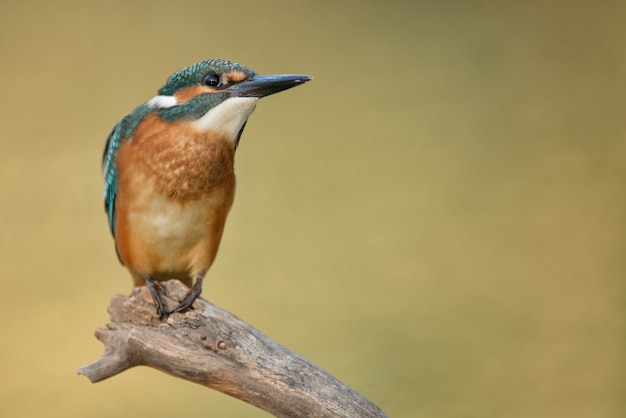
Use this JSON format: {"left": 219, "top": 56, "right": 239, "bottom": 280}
{"left": 203, "top": 73, "right": 220, "bottom": 87}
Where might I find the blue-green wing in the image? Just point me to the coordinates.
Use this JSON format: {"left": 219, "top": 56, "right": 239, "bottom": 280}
{"left": 102, "top": 121, "right": 124, "bottom": 237}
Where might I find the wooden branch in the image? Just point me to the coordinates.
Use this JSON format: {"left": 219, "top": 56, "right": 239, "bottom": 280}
{"left": 78, "top": 280, "right": 387, "bottom": 418}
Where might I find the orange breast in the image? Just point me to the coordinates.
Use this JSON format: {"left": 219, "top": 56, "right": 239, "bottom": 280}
{"left": 114, "top": 113, "right": 236, "bottom": 286}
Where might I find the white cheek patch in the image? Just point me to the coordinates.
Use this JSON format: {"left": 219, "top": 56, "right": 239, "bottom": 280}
{"left": 191, "top": 97, "right": 259, "bottom": 143}
{"left": 147, "top": 95, "right": 178, "bottom": 108}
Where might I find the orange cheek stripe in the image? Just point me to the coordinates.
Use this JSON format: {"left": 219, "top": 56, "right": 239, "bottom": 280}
{"left": 173, "top": 85, "right": 215, "bottom": 103}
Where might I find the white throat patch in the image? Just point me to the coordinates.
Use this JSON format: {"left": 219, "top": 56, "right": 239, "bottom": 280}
{"left": 190, "top": 97, "right": 259, "bottom": 143}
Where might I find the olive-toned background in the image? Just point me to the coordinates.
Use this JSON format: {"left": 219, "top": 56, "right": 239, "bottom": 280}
{"left": 1, "top": 1, "right": 624, "bottom": 417}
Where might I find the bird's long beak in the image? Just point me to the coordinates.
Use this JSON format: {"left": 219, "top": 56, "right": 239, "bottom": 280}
{"left": 228, "top": 74, "right": 313, "bottom": 98}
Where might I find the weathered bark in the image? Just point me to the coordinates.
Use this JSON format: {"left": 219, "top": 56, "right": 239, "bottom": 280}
{"left": 78, "top": 280, "right": 387, "bottom": 418}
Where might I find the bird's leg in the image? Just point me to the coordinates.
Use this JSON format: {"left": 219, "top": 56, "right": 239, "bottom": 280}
{"left": 144, "top": 275, "right": 168, "bottom": 319}
{"left": 167, "top": 270, "right": 205, "bottom": 314}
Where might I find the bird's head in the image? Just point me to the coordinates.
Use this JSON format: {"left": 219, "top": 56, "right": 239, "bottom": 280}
{"left": 147, "top": 59, "right": 312, "bottom": 146}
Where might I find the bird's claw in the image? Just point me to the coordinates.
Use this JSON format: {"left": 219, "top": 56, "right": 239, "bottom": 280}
{"left": 144, "top": 272, "right": 205, "bottom": 318}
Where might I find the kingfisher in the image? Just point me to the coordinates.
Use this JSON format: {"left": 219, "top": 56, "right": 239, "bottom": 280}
{"left": 102, "top": 59, "right": 312, "bottom": 317}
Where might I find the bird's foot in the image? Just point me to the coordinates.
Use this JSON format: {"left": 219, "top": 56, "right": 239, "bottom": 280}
{"left": 143, "top": 273, "right": 205, "bottom": 318}
{"left": 144, "top": 276, "right": 168, "bottom": 319}
{"left": 167, "top": 271, "right": 205, "bottom": 314}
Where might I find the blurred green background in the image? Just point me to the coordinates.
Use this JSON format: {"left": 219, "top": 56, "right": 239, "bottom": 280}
{"left": 1, "top": 1, "right": 624, "bottom": 417}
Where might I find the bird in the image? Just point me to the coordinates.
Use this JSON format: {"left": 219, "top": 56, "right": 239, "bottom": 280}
{"left": 102, "top": 59, "right": 312, "bottom": 317}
